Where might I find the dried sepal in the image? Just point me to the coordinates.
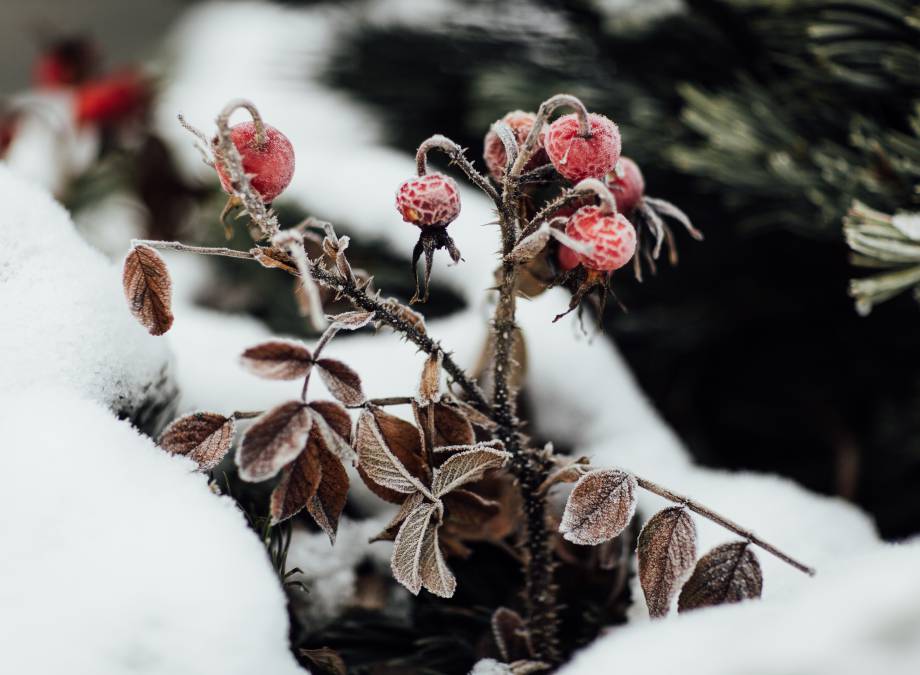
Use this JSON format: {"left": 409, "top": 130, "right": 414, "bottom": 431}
{"left": 309, "top": 400, "right": 355, "bottom": 461}
{"left": 237, "top": 401, "right": 313, "bottom": 482}
{"left": 270, "top": 440, "right": 323, "bottom": 524}
{"left": 383, "top": 297, "right": 427, "bottom": 335}
{"left": 678, "top": 541, "right": 763, "bottom": 613}
{"left": 391, "top": 501, "right": 437, "bottom": 595}
{"left": 328, "top": 309, "right": 376, "bottom": 331}
{"left": 637, "top": 506, "right": 697, "bottom": 618}
{"left": 491, "top": 607, "right": 533, "bottom": 662}
{"left": 251, "top": 245, "right": 298, "bottom": 274}
{"left": 432, "top": 446, "right": 510, "bottom": 497}
{"left": 419, "top": 523, "right": 456, "bottom": 598}
{"left": 559, "top": 469, "right": 638, "bottom": 545}
{"left": 505, "top": 227, "right": 551, "bottom": 264}
{"left": 305, "top": 438, "right": 350, "bottom": 543}
{"left": 355, "top": 407, "right": 430, "bottom": 502}
{"left": 418, "top": 351, "right": 443, "bottom": 405}
{"left": 158, "top": 412, "right": 235, "bottom": 471}
{"left": 122, "top": 244, "right": 174, "bottom": 335}
{"left": 240, "top": 339, "right": 313, "bottom": 380}
{"left": 315, "top": 358, "right": 366, "bottom": 406}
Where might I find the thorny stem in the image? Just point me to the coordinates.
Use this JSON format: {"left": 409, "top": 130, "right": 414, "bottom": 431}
{"left": 635, "top": 476, "right": 816, "bottom": 576}
{"left": 415, "top": 134, "right": 500, "bottom": 206}
{"left": 132, "top": 239, "right": 254, "bottom": 259}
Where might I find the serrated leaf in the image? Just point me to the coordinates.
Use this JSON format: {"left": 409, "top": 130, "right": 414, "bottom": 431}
{"left": 419, "top": 523, "right": 456, "bottom": 598}
{"left": 240, "top": 339, "right": 313, "bottom": 380}
{"left": 158, "top": 412, "right": 234, "bottom": 471}
{"left": 491, "top": 607, "right": 532, "bottom": 662}
{"left": 270, "top": 442, "right": 323, "bottom": 524}
{"left": 638, "top": 506, "right": 697, "bottom": 618}
{"left": 315, "top": 358, "right": 365, "bottom": 406}
{"left": 678, "top": 541, "right": 763, "bottom": 612}
{"left": 417, "top": 402, "right": 475, "bottom": 448}
{"left": 417, "top": 352, "right": 443, "bottom": 405}
{"left": 355, "top": 408, "right": 429, "bottom": 502}
{"left": 305, "top": 439, "right": 350, "bottom": 544}
{"left": 559, "top": 469, "right": 638, "bottom": 545}
{"left": 237, "top": 401, "right": 312, "bottom": 482}
{"left": 309, "top": 400, "right": 355, "bottom": 461}
{"left": 432, "top": 447, "right": 510, "bottom": 497}
{"left": 391, "top": 501, "right": 437, "bottom": 595}
{"left": 370, "top": 492, "right": 426, "bottom": 543}
{"left": 122, "top": 244, "right": 174, "bottom": 335}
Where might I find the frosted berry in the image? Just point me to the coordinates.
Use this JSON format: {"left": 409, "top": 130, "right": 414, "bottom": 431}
{"left": 214, "top": 121, "right": 295, "bottom": 203}
{"left": 483, "top": 110, "right": 548, "bottom": 181}
{"left": 556, "top": 243, "right": 582, "bottom": 271}
{"left": 544, "top": 113, "right": 621, "bottom": 183}
{"left": 565, "top": 206, "right": 636, "bottom": 272}
{"left": 74, "top": 71, "right": 148, "bottom": 126}
{"left": 396, "top": 173, "right": 461, "bottom": 228}
{"left": 607, "top": 157, "right": 645, "bottom": 214}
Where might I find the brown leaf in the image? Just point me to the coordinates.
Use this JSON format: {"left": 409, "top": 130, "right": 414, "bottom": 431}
{"left": 122, "top": 244, "right": 174, "bottom": 335}
{"left": 240, "top": 339, "right": 313, "bottom": 380}
{"left": 299, "top": 647, "right": 347, "bottom": 675}
{"left": 315, "top": 358, "right": 365, "bottom": 406}
{"left": 637, "top": 506, "right": 697, "bottom": 618}
{"left": 370, "top": 492, "right": 426, "bottom": 543}
{"left": 328, "top": 310, "right": 375, "bottom": 331}
{"left": 270, "top": 441, "right": 322, "bottom": 524}
{"left": 355, "top": 408, "right": 429, "bottom": 503}
{"left": 417, "top": 402, "right": 475, "bottom": 449}
{"left": 158, "top": 412, "right": 234, "bottom": 471}
{"left": 444, "top": 395, "right": 497, "bottom": 431}
{"left": 306, "top": 439, "right": 350, "bottom": 543}
{"left": 237, "top": 401, "right": 313, "bottom": 482}
{"left": 419, "top": 523, "right": 456, "bottom": 598}
{"left": 678, "top": 541, "right": 763, "bottom": 612}
{"left": 383, "top": 298, "right": 427, "bottom": 335}
{"left": 391, "top": 501, "right": 436, "bottom": 594}
{"left": 309, "top": 400, "right": 355, "bottom": 461}
{"left": 491, "top": 607, "right": 533, "bottom": 662}
{"left": 417, "top": 351, "right": 443, "bottom": 405}
{"left": 432, "top": 446, "right": 510, "bottom": 497}
{"left": 536, "top": 456, "right": 592, "bottom": 495}
{"left": 559, "top": 469, "right": 638, "bottom": 545}
{"left": 442, "top": 489, "right": 501, "bottom": 538}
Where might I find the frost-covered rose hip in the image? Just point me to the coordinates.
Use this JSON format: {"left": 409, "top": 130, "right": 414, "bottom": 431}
{"left": 607, "top": 157, "right": 645, "bottom": 214}
{"left": 483, "top": 110, "right": 548, "bottom": 181}
{"left": 544, "top": 113, "right": 621, "bottom": 183}
{"left": 564, "top": 205, "right": 636, "bottom": 272}
{"left": 214, "top": 121, "right": 295, "bottom": 203}
{"left": 396, "top": 172, "right": 461, "bottom": 227}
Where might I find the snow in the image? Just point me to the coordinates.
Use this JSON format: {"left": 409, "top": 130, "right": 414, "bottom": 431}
{"left": 0, "top": 387, "right": 303, "bottom": 675}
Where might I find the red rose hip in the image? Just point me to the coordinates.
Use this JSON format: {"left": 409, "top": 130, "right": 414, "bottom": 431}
{"left": 606, "top": 157, "right": 645, "bottom": 214}
{"left": 396, "top": 172, "right": 461, "bottom": 227}
{"left": 556, "top": 243, "right": 582, "bottom": 271}
{"left": 544, "top": 112, "right": 621, "bottom": 183}
{"left": 214, "top": 121, "right": 295, "bottom": 203}
{"left": 483, "top": 110, "right": 548, "bottom": 181}
{"left": 74, "top": 71, "right": 148, "bottom": 126}
{"left": 564, "top": 205, "right": 636, "bottom": 272}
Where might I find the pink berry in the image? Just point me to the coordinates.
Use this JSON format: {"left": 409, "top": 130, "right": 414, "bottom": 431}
{"left": 544, "top": 113, "right": 621, "bottom": 183}
{"left": 214, "top": 121, "right": 295, "bottom": 203}
{"left": 606, "top": 157, "right": 645, "bottom": 214}
{"left": 556, "top": 243, "right": 582, "bottom": 271}
{"left": 564, "top": 206, "right": 636, "bottom": 272}
{"left": 483, "top": 110, "right": 548, "bottom": 181}
{"left": 396, "top": 173, "right": 461, "bottom": 227}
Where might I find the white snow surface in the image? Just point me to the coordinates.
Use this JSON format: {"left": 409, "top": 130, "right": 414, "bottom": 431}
{"left": 0, "top": 387, "right": 303, "bottom": 675}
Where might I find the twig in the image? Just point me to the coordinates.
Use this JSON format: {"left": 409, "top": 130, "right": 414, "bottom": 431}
{"left": 635, "top": 475, "right": 816, "bottom": 576}
{"left": 132, "top": 239, "right": 254, "bottom": 259}
{"left": 346, "top": 396, "right": 414, "bottom": 409}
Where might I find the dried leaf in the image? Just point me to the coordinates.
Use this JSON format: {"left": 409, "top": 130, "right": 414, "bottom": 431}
{"left": 417, "top": 402, "right": 476, "bottom": 448}
{"left": 355, "top": 408, "right": 429, "bottom": 503}
{"left": 237, "top": 401, "right": 313, "bottom": 482}
{"left": 158, "top": 412, "right": 234, "bottom": 471}
{"left": 536, "top": 456, "right": 591, "bottom": 495}
{"left": 417, "top": 351, "right": 443, "bottom": 405}
{"left": 559, "top": 469, "right": 638, "bottom": 545}
{"left": 240, "top": 339, "right": 313, "bottom": 380}
{"left": 315, "top": 358, "right": 365, "bottom": 406}
{"left": 432, "top": 447, "right": 510, "bottom": 497}
{"left": 383, "top": 297, "right": 426, "bottom": 334}
{"left": 299, "top": 647, "right": 347, "bottom": 675}
{"left": 505, "top": 227, "right": 550, "bottom": 263}
{"left": 637, "top": 506, "right": 697, "bottom": 618}
{"left": 492, "top": 607, "right": 532, "bottom": 662}
{"left": 306, "top": 440, "right": 350, "bottom": 543}
{"left": 445, "top": 395, "right": 497, "bottom": 431}
{"left": 419, "top": 523, "right": 456, "bottom": 598}
{"left": 443, "top": 489, "right": 500, "bottom": 538}
{"left": 328, "top": 310, "right": 375, "bottom": 331}
{"left": 370, "top": 492, "right": 426, "bottom": 543}
{"left": 309, "top": 400, "right": 355, "bottom": 460}
{"left": 678, "top": 541, "right": 763, "bottom": 612}
{"left": 391, "top": 501, "right": 437, "bottom": 594}
{"left": 122, "top": 244, "right": 174, "bottom": 335}
{"left": 270, "top": 442, "right": 322, "bottom": 524}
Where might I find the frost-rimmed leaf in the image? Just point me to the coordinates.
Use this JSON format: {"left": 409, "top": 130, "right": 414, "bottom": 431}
{"left": 678, "top": 541, "right": 763, "bottom": 612}
{"left": 559, "top": 469, "right": 638, "bottom": 545}
{"left": 240, "top": 339, "right": 313, "bottom": 380}
{"left": 419, "top": 523, "right": 456, "bottom": 598}
{"left": 637, "top": 506, "right": 697, "bottom": 618}
{"left": 505, "top": 227, "right": 551, "bottom": 263}
{"left": 328, "top": 310, "right": 376, "bottom": 331}
{"left": 305, "top": 439, "right": 350, "bottom": 543}
{"left": 391, "top": 501, "right": 437, "bottom": 594}
{"left": 536, "top": 455, "right": 591, "bottom": 494}
{"left": 432, "top": 447, "right": 510, "bottom": 497}
{"left": 158, "top": 412, "right": 234, "bottom": 471}
{"left": 237, "top": 401, "right": 313, "bottom": 482}
{"left": 122, "top": 244, "right": 174, "bottom": 335}
{"left": 417, "top": 402, "right": 475, "bottom": 448}
{"left": 355, "top": 408, "right": 430, "bottom": 502}
{"left": 315, "top": 358, "right": 365, "bottom": 406}
{"left": 417, "top": 351, "right": 443, "bottom": 405}
{"left": 309, "top": 400, "right": 355, "bottom": 461}
{"left": 270, "top": 441, "right": 322, "bottom": 524}
{"left": 370, "top": 491, "right": 425, "bottom": 543}
{"left": 491, "top": 607, "right": 532, "bottom": 662}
